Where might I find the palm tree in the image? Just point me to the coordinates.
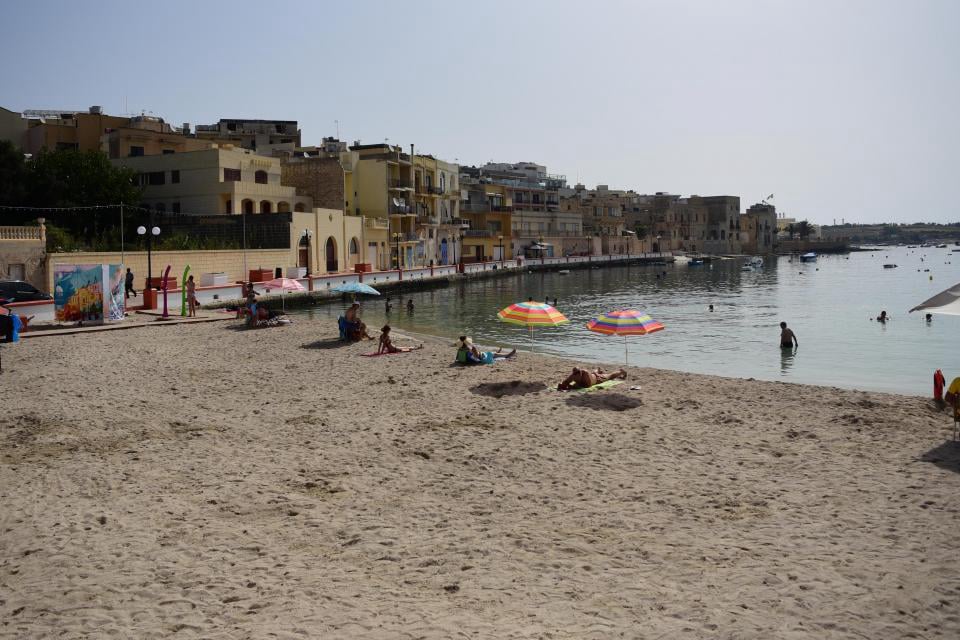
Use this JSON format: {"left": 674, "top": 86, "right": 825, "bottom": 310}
{"left": 797, "top": 220, "right": 812, "bottom": 240}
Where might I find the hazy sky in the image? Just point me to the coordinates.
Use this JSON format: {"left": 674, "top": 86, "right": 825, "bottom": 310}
{"left": 2, "top": 0, "right": 957, "bottom": 224}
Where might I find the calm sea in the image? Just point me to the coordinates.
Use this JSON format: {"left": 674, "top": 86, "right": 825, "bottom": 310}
{"left": 301, "top": 246, "right": 960, "bottom": 395}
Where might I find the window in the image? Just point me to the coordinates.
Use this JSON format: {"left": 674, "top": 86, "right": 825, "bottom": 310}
{"left": 148, "top": 171, "right": 165, "bottom": 186}
{"left": 254, "top": 170, "right": 268, "bottom": 184}
{"left": 129, "top": 146, "right": 144, "bottom": 157}
{"left": 172, "top": 202, "right": 181, "bottom": 214}
{"left": 224, "top": 168, "right": 241, "bottom": 182}
{"left": 171, "top": 170, "right": 180, "bottom": 184}
{"left": 162, "top": 149, "right": 175, "bottom": 155}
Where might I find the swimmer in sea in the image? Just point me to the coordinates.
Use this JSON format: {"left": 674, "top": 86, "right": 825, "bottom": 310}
{"left": 779, "top": 321, "right": 798, "bottom": 349}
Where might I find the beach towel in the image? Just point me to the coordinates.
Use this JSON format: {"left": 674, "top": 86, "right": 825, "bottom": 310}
{"left": 558, "top": 379, "right": 625, "bottom": 393}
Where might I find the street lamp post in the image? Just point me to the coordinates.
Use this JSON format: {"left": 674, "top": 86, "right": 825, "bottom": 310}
{"left": 137, "top": 221, "right": 161, "bottom": 290}
{"left": 498, "top": 234, "right": 504, "bottom": 268}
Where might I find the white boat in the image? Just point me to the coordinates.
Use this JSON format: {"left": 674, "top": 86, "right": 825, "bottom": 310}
{"left": 799, "top": 252, "right": 817, "bottom": 262}
{"left": 558, "top": 269, "right": 570, "bottom": 275}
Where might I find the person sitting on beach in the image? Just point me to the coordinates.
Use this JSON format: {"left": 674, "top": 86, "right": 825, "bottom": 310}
{"left": 455, "top": 336, "right": 516, "bottom": 364}
{"left": 344, "top": 302, "right": 373, "bottom": 341}
{"left": 377, "top": 325, "right": 423, "bottom": 354}
{"left": 779, "top": 321, "right": 798, "bottom": 349}
{"left": 0, "top": 313, "right": 32, "bottom": 342}
{"left": 557, "top": 366, "right": 627, "bottom": 391}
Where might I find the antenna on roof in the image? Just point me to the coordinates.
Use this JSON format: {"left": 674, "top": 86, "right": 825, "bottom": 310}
{"left": 335, "top": 119, "right": 339, "bottom": 139}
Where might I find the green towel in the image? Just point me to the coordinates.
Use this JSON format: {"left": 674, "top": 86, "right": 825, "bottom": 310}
{"left": 557, "top": 379, "right": 625, "bottom": 393}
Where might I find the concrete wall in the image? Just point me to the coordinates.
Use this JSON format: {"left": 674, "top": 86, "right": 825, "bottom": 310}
{"left": 0, "top": 226, "right": 46, "bottom": 289}
{"left": 45, "top": 248, "right": 294, "bottom": 291}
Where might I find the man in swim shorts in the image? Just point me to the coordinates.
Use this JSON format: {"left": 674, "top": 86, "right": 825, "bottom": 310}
{"left": 558, "top": 367, "right": 627, "bottom": 390}
{"left": 779, "top": 321, "right": 798, "bottom": 349}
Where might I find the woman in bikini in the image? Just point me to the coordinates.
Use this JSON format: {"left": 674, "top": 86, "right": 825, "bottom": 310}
{"left": 377, "top": 325, "right": 423, "bottom": 354}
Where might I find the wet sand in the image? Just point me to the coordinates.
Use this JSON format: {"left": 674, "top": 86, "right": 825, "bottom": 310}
{"left": 2, "top": 319, "right": 959, "bottom": 638}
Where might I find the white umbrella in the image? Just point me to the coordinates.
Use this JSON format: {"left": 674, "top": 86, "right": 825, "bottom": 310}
{"left": 910, "top": 281, "right": 960, "bottom": 316}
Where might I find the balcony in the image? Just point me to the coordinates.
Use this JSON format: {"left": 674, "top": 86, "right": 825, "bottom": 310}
{"left": 389, "top": 204, "right": 413, "bottom": 215}
{"left": 463, "top": 230, "right": 494, "bottom": 238}
{"left": 416, "top": 215, "right": 438, "bottom": 226}
{"left": 389, "top": 179, "right": 412, "bottom": 190}
{"left": 450, "top": 218, "right": 471, "bottom": 227}
{"left": 365, "top": 217, "right": 388, "bottom": 229}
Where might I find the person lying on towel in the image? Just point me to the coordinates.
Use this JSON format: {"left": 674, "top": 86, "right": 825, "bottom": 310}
{"left": 558, "top": 366, "right": 627, "bottom": 390}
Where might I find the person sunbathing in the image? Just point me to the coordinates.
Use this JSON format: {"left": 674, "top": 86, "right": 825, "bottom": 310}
{"left": 558, "top": 366, "right": 627, "bottom": 390}
{"left": 377, "top": 325, "right": 423, "bottom": 354}
{"left": 456, "top": 336, "right": 516, "bottom": 364}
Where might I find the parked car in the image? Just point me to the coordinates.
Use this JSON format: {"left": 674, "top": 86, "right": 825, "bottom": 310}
{"left": 0, "top": 280, "right": 53, "bottom": 305}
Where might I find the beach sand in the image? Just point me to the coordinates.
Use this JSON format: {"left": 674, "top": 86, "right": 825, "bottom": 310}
{"left": 2, "top": 318, "right": 959, "bottom": 638}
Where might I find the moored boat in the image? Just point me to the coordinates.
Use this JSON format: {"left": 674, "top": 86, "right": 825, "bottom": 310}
{"left": 799, "top": 252, "right": 817, "bottom": 262}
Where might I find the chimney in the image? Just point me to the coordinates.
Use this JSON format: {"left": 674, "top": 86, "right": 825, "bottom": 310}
{"left": 89, "top": 105, "right": 102, "bottom": 115}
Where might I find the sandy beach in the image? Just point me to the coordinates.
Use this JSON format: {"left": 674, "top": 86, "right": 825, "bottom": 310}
{"left": 2, "top": 317, "right": 959, "bottom": 639}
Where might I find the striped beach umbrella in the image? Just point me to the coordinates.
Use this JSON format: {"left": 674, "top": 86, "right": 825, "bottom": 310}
{"left": 497, "top": 300, "right": 569, "bottom": 349}
{"left": 587, "top": 309, "right": 664, "bottom": 365}
{"left": 497, "top": 300, "right": 569, "bottom": 327}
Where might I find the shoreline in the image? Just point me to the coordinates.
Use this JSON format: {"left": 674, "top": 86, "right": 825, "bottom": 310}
{"left": 3, "top": 319, "right": 959, "bottom": 638}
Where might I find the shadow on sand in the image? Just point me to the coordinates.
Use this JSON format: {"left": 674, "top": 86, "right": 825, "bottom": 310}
{"left": 919, "top": 440, "right": 960, "bottom": 474}
{"left": 566, "top": 393, "right": 643, "bottom": 412}
{"left": 470, "top": 381, "right": 547, "bottom": 398}
{"left": 301, "top": 338, "right": 353, "bottom": 350}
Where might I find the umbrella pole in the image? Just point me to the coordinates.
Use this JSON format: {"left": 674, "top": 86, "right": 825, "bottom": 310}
{"left": 624, "top": 335, "right": 628, "bottom": 366}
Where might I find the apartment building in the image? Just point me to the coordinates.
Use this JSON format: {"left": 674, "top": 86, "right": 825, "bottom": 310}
{"left": 114, "top": 146, "right": 311, "bottom": 216}
{"left": 195, "top": 118, "right": 301, "bottom": 156}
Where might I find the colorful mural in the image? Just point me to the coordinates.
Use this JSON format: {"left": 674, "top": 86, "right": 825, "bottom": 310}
{"left": 53, "top": 264, "right": 124, "bottom": 324}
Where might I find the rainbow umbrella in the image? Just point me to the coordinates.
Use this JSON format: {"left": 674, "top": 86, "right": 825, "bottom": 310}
{"left": 497, "top": 300, "right": 569, "bottom": 348}
{"left": 587, "top": 309, "right": 664, "bottom": 365}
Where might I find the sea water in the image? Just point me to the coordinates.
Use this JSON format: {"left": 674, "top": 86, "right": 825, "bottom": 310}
{"left": 302, "top": 246, "right": 960, "bottom": 395}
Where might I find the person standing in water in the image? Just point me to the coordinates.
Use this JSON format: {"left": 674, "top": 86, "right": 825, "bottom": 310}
{"left": 779, "top": 321, "right": 798, "bottom": 349}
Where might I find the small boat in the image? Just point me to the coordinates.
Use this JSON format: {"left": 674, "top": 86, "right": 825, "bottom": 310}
{"left": 688, "top": 258, "right": 705, "bottom": 266}
{"left": 883, "top": 264, "right": 898, "bottom": 269}
{"left": 936, "top": 244, "right": 947, "bottom": 248}
{"left": 799, "top": 252, "right": 817, "bottom": 262}
{"left": 558, "top": 269, "right": 570, "bottom": 275}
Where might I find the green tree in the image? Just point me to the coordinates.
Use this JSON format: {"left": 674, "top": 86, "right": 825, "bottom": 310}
{"left": 0, "top": 140, "right": 28, "bottom": 207}
{"left": 25, "top": 149, "right": 141, "bottom": 208}
{"left": 797, "top": 220, "right": 812, "bottom": 240}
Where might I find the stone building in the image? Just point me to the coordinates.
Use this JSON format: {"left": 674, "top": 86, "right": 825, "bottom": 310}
{"left": 114, "top": 146, "right": 312, "bottom": 216}
{"left": 0, "top": 222, "right": 47, "bottom": 289}
{"left": 740, "top": 203, "right": 777, "bottom": 254}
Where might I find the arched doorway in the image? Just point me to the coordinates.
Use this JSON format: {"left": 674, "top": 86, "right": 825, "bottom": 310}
{"left": 242, "top": 199, "right": 254, "bottom": 215}
{"left": 348, "top": 237, "right": 360, "bottom": 269}
{"left": 260, "top": 200, "right": 272, "bottom": 214}
{"left": 298, "top": 233, "right": 311, "bottom": 274}
{"left": 277, "top": 201, "right": 290, "bottom": 213}
{"left": 440, "top": 238, "right": 449, "bottom": 264}
{"left": 325, "top": 236, "right": 338, "bottom": 272}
